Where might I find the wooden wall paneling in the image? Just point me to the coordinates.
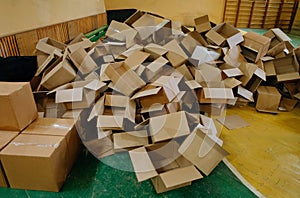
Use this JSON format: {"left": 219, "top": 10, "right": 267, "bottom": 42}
{"left": 68, "top": 20, "right": 79, "bottom": 41}
{"left": 0, "top": 36, "right": 20, "bottom": 57}
{"left": 15, "top": 30, "right": 38, "bottom": 56}
{"left": 97, "top": 13, "right": 107, "bottom": 27}
{"left": 37, "top": 25, "right": 59, "bottom": 41}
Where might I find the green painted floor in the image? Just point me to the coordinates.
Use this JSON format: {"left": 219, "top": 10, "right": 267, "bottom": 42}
{"left": 0, "top": 149, "right": 257, "bottom": 198}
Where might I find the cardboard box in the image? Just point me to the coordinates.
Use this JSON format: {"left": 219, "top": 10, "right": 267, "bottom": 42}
{"left": 104, "top": 62, "right": 146, "bottom": 96}
{"left": 62, "top": 109, "right": 82, "bottom": 119}
{"left": 69, "top": 47, "right": 97, "bottom": 75}
{"left": 138, "top": 111, "right": 198, "bottom": 143}
{"left": 164, "top": 39, "right": 188, "bottom": 67}
{"left": 22, "top": 118, "right": 81, "bottom": 172}
{"left": 190, "top": 46, "right": 220, "bottom": 66}
{"left": 36, "top": 37, "right": 66, "bottom": 57}
{"left": 239, "top": 62, "right": 266, "bottom": 92}
{"left": 0, "top": 134, "right": 69, "bottom": 192}
{"left": 45, "top": 98, "right": 66, "bottom": 118}
{"left": 129, "top": 141, "right": 203, "bottom": 193}
{"left": 263, "top": 53, "right": 300, "bottom": 82}
{"left": 51, "top": 80, "right": 107, "bottom": 110}
{"left": 0, "top": 131, "right": 19, "bottom": 187}
{"left": 194, "top": 15, "right": 211, "bottom": 33}
{"left": 263, "top": 28, "right": 291, "bottom": 49}
{"left": 113, "top": 130, "right": 148, "bottom": 152}
{"left": 195, "top": 63, "right": 222, "bottom": 83}
{"left": 256, "top": 86, "right": 281, "bottom": 113}
{"left": 178, "top": 128, "right": 229, "bottom": 175}
{"left": 40, "top": 57, "right": 76, "bottom": 90}
{"left": 205, "top": 23, "right": 244, "bottom": 48}
{"left": 144, "top": 43, "right": 168, "bottom": 60}
{"left": 0, "top": 82, "right": 38, "bottom": 131}
{"left": 131, "top": 76, "right": 180, "bottom": 108}
{"left": 241, "top": 32, "right": 271, "bottom": 63}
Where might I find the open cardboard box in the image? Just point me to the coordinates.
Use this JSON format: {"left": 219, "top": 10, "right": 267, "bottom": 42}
{"left": 163, "top": 39, "right": 188, "bottom": 67}
{"left": 0, "top": 131, "right": 19, "bottom": 187}
{"left": 205, "top": 23, "right": 244, "bottom": 48}
{"left": 22, "top": 118, "right": 81, "bottom": 172}
{"left": 263, "top": 53, "right": 300, "bottom": 82}
{"left": 69, "top": 47, "right": 97, "bottom": 75}
{"left": 131, "top": 75, "right": 180, "bottom": 108}
{"left": 36, "top": 37, "right": 66, "bottom": 57}
{"left": 113, "top": 130, "right": 148, "bottom": 152}
{"left": 40, "top": 56, "right": 76, "bottom": 90}
{"left": 239, "top": 62, "right": 266, "bottom": 92}
{"left": 50, "top": 79, "right": 107, "bottom": 110}
{"left": 241, "top": 31, "right": 271, "bottom": 63}
{"left": 194, "top": 15, "right": 211, "bottom": 33}
{"left": 178, "top": 127, "right": 229, "bottom": 176}
{"left": 0, "top": 82, "right": 38, "bottom": 131}
{"left": 263, "top": 28, "right": 292, "bottom": 49}
{"left": 0, "top": 134, "right": 69, "bottom": 192}
{"left": 129, "top": 141, "right": 203, "bottom": 193}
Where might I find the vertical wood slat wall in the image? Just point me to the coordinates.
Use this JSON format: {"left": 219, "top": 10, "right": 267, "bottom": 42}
{"left": 223, "top": 0, "right": 299, "bottom": 31}
{"left": 0, "top": 13, "right": 107, "bottom": 58}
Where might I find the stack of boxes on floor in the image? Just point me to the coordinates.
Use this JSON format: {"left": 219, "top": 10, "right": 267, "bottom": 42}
{"left": 0, "top": 82, "right": 81, "bottom": 192}
{"left": 0, "top": 10, "right": 299, "bottom": 193}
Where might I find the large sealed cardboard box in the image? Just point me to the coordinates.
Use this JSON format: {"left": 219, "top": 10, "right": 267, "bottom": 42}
{"left": 0, "top": 134, "right": 69, "bottom": 192}
{"left": 129, "top": 141, "right": 203, "bottom": 193}
{"left": 0, "top": 131, "right": 19, "bottom": 187}
{"left": 22, "top": 118, "right": 81, "bottom": 172}
{"left": 256, "top": 86, "right": 281, "bottom": 113}
{"left": 0, "top": 82, "right": 38, "bottom": 131}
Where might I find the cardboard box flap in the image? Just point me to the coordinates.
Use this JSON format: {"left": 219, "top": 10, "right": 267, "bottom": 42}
{"left": 141, "top": 104, "right": 165, "bottom": 113}
{"left": 67, "top": 38, "right": 93, "bottom": 54}
{"left": 263, "top": 60, "right": 276, "bottom": 76}
{"left": 152, "top": 76, "right": 180, "bottom": 94}
{"left": 277, "top": 73, "right": 300, "bottom": 82}
{"left": 239, "top": 62, "right": 259, "bottom": 86}
{"left": 272, "top": 28, "right": 291, "bottom": 42}
{"left": 129, "top": 147, "right": 158, "bottom": 182}
{"left": 84, "top": 79, "right": 107, "bottom": 91}
{"left": 160, "top": 166, "right": 203, "bottom": 188}
{"left": 88, "top": 96, "right": 105, "bottom": 122}
{"left": 194, "top": 15, "right": 211, "bottom": 33}
{"left": 147, "top": 56, "right": 169, "bottom": 73}
{"left": 191, "top": 46, "right": 220, "bottom": 65}
{"left": 125, "top": 51, "right": 150, "bottom": 69}
{"left": 205, "top": 29, "right": 225, "bottom": 46}
{"left": 254, "top": 67, "right": 266, "bottom": 81}
{"left": 164, "top": 40, "right": 188, "bottom": 67}
{"left": 222, "top": 68, "right": 243, "bottom": 77}
{"left": 104, "top": 93, "right": 129, "bottom": 107}
{"left": 35, "top": 52, "right": 56, "bottom": 76}
{"left": 36, "top": 37, "right": 65, "bottom": 57}
{"left": 106, "top": 20, "right": 137, "bottom": 42}
{"left": 121, "top": 44, "right": 144, "bottom": 58}
{"left": 237, "top": 86, "right": 254, "bottom": 102}
{"left": 113, "top": 130, "right": 148, "bottom": 150}
{"left": 195, "top": 63, "right": 222, "bottom": 83}
{"left": 223, "top": 78, "right": 242, "bottom": 88}
{"left": 97, "top": 115, "right": 123, "bottom": 129}
{"left": 131, "top": 86, "right": 162, "bottom": 100}
{"left": 185, "top": 80, "right": 202, "bottom": 90}
{"left": 56, "top": 87, "right": 83, "bottom": 103}
{"left": 227, "top": 33, "right": 244, "bottom": 49}
{"left": 144, "top": 43, "right": 168, "bottom": 58}
{"left": 203, "top": 88, "right": 234, "bottom": 99}
{"left": 223, "top": 45, "right": 246, "bottom": 67}
{"left": 124, "top": 100, "right": 136, "bottom": 123}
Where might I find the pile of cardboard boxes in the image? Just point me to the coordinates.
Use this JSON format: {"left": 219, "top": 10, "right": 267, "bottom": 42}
{"left": 0, "top": 82, "right": 81, "bottom": 191}
{"left": 0, "top": 10, "right": 299, "bottom": 193}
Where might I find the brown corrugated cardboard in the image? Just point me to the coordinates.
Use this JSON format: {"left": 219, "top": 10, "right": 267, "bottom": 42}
{"left": 129, "top": 141, "right": 202, "bottom": 193}
{"left": 241, "top": 31, "right": 271, "bottom": 63}
{"left": 279, "top": 97, "right": 298, "bottom": 112}
{"left": 45, "top": 98, "right": 66, "bottom": 118}
{"left": 205, "top": 23, "right": 244, "bottom": 48}
{"left": 97, "top": 115, "right": 124, "bottom": 131}
{"left": 40, "top": 58, "right": 76, "bottom": 90}
{"left": 263, "top": 53, "right": 300, "bottom": 82}
{"left": 36, "top": 37, "right": 66, "bottom": 57}
{"left": 131, "top": 76, "right": 180, "bottom": 108}
{"left": 264, "top": 28, "right": 291, "bottom": 49}
{"left": 223, "top": 45, "right": 247, "bottom": 67}
{"left": 22, "top": 118, "right": 81, "bottom": 173}
{"left": 239, "top": 62, "right": 266, "bottom": 92}
{"left": 164, "top": 39, "right": 188, "bottom": 67}
{"left": 0, "top": 82, "right": 38, "bottom": 131}
{"left": 62, "top": 109, "right": 82, "bottom": 119}
{"left": 69, "top": 47, "right": 97, "bottom": 75}
{"left": 194, "top": 15, "right": 211, "bottom": 33}
{"left": 195, "top": 63, "right": 222, "bottom": 83}
{"left": 190, "top": 46, "right": 220, "bottom": 66}
{"left": 237, "top": 86, "right": 254, "bottom": 102}
{"left": 104, "top": 62, "right": 146, "bottom": 96}
{"left": 0, "top": 134, "right": 68, "bottom": 192}
{"left": 124, "top": 50, "right": 150, "bottom": 69}
{"left": 113, "top": 130, "right": 148, "bottom": 152}
{"left": 0, "top": 131, "right": 19, "bottom": 187}
{"left": 256, "top": 86, "right": 281, "bottom": 113}
{"left": 144, "top": 43, "right": 168, "bottom": 60}
{"left": 52, "top": 80, "right": 107, "bottom": 110}
{"left": 178, "top": 128, "right": 229, "bottom": 175}
{"left": 199, "top": 87, "right": 235, "bottom": 104}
